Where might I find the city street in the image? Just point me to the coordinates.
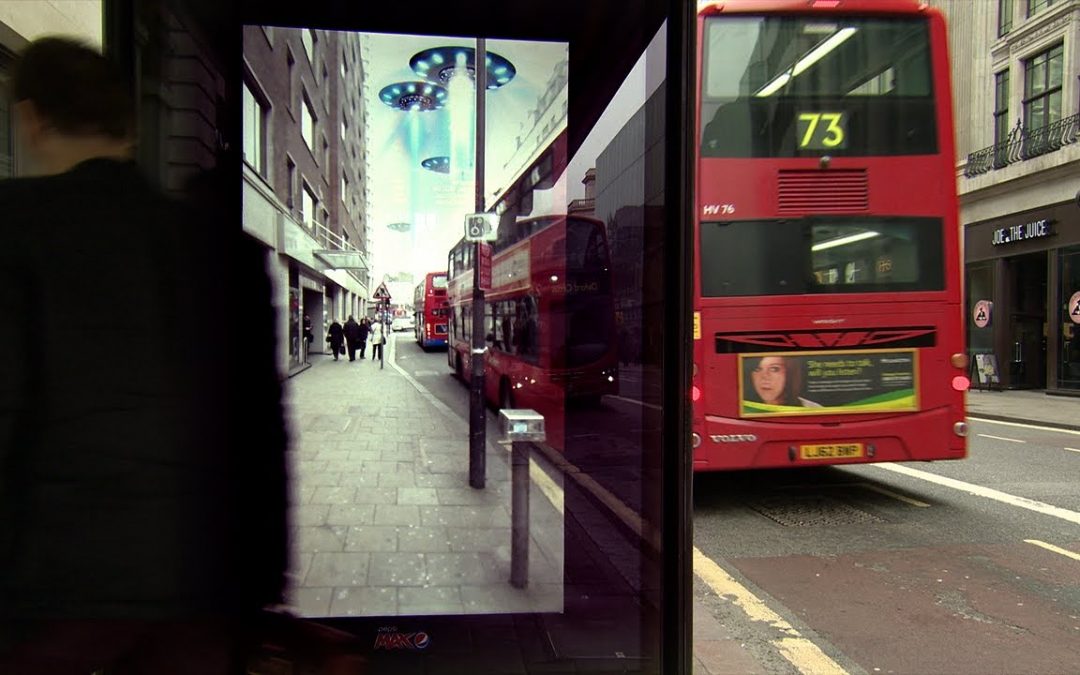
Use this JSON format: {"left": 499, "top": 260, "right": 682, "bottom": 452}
{"left": 693, "top": 418, "right": 1080, "bottom": 674}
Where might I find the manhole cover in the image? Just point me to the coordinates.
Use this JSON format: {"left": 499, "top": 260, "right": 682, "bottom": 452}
{"left": 747, "top": 494, "right": 886, "bottom": 527}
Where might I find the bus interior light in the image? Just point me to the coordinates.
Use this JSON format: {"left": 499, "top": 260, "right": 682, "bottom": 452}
{"left": 811, "top": 230, "right": 879, "bottom": 252}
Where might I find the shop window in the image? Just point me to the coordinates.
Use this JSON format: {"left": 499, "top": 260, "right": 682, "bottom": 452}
{"left": 1058, "top": 245, "right": 1080, "bottom": 388}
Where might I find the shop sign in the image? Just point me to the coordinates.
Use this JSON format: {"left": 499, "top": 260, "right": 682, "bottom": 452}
{"left": 738, "top": 350, "right": 918, "bottom": 418}
{"left": 991, "top": 219, "right": 1053, "bottom": 246}
{"left": 973, "top": 300, "right": 992, "bottom": 328}
{"left": 1070, "top": 291, "right": 1080, "bottom": 325}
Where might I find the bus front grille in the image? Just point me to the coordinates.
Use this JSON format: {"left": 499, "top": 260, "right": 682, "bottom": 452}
{"left": 777, "top": 169, "right": 869, "bottom": 214}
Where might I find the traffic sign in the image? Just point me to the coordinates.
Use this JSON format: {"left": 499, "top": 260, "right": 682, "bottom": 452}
{"left": 973, "top": 300, "right": 991, "bottom": 328}
{"left": 465, "top": 213, "right": 499, "bottom": 242}
{"left": 373, "top": 282, "right": 391, "bottom": 301}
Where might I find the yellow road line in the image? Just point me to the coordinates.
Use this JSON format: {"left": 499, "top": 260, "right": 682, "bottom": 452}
{"left": 693, "top": 547, "right": 848, "bottom": 675}
{"left": 1024, "top": 539, "right": 1080, "bottom": 562}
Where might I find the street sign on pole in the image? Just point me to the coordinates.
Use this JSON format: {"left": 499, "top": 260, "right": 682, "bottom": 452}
{"left": 373, "top": 282, "right": 391, "bottom": 302}
{"left": 479, "top": 243, "right": 492, "bottom": 291}
{"left": 465, "top": 213, "right": 499, "bottom": 242}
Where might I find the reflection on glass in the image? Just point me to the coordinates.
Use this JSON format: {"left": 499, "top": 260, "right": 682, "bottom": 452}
{"left": 700, "top": 217, "right": 945, "bottom": 296}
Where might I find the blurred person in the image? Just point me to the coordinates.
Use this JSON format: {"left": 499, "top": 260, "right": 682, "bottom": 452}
{"left": 369, "top": 318, "right": 385, "bottom": 363}
{"left": 357, "top": 317, "right": 371, "bottom": 359}
{"left": 327, "top": 317, "right": 345, "bottom": 361}
{"left": 343, "top": 315, "right": 361, "bottom": 361}
{"left": 0, "top": 37, "right": 288, "bottom": 674}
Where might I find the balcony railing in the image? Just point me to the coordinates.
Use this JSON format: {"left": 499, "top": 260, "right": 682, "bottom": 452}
{"left": 964, "top": 113, "right": 1080, "bottom": 177}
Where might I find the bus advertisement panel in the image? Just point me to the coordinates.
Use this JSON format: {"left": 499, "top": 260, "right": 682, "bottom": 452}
{"left": 691, "top": 0, "right": 968, "bottom": 470}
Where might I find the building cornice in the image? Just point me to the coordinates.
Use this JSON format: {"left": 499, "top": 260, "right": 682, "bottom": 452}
{"left": 991, "top": 0, "right": 1078, "bottom": 62}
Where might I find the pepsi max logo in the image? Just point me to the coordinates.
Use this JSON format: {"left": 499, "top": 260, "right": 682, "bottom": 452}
{"left": 374, "top": 629, "right": 431, "bottom": 650}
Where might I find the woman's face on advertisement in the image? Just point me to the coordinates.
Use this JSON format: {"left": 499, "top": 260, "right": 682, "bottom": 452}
{"left": 751, "top": 357, "right": 786, "bottom": 404}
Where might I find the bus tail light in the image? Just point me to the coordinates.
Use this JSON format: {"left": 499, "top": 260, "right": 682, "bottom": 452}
{"left": 950, "top": 353, "right": 968, "bottom": 369}
{"left": 952, "top": 375, "right": 970, "bottom": 392}
{"left": 691, "top": 385, "right": 702, "bottom": 402}
{"left": 953, "top": 421, "right": 968, "bottom": 437}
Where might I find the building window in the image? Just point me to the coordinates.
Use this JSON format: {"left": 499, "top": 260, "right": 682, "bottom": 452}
{"left": 1023, "top": 43, "right": 1063, "bottom": 131}
{"left": 242, "top": 79, "right": 267, "bottom": 176}
{"left": 998, "top": 0, "right": 1013, "bottom": 36}
{"left": 301, "top": 29, "right": 314, "bottom": 66}
{"left": 286, "top": 157, "right": 296, "bottom": 209}
{"left": 286, "top": 49, "right": 296, "bottom": 113}
{"left": 302, "top": 183, "right": 317, "bottom": 228}
{"left": 1027, "top": 0, "right": 1057, "bottom": 17}
{"left": 341, "top": 115, "right": 347, "bottom": 140}
{"left": 322, "top": 137, "right": 329, "bottom": 167}
{"left": 342, "top": 174, "right": 349, "bottom": 205}
{"left": 341, "top": 50, "right": 348, "bottom": 77}
{"left": 302, "top": 93, "right": 316, "bottom": 150}
{"left": 994, "top": 69, "right": 1010, "bottom": 145}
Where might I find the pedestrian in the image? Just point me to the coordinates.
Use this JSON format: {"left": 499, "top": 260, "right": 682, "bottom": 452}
{"left": 357, "top": 317, "right": 371, "bottom": 359}
{"left": 327, "top": 317, "right": 344, "bottom": 361}
{"left": 0, "top": 37, "right": 288, "bottom": 674}
{"left": 303, "top": 314, "right": 314, "bottom": 355}
{"left": 370, "top": 318, "right": 385, "bottom": 363}
{"left": 343, "top": 315, "right": 361, "bottom": 362}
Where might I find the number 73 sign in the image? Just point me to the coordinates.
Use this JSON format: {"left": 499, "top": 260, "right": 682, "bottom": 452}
{"left": 797, "top": 112, "right": 847, "bottom": 150}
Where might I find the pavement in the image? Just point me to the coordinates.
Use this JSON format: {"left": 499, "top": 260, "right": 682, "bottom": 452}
{"left": 281, "top": 336, "right": 564, "bottom": 619}
{"left": 965, "top": 387, "right": 1080, "bottom": 431}
{"left": 281, "top": 339, "right": 1077, "bottom": 674}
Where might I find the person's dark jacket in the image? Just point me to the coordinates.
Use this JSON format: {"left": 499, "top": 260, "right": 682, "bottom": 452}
{"left": 357, "top": 321, "right": 370, "bottom": 341}
{"left": 0, "top": 158, "right": 288, "bottom": 621}
{"left": 343, "top": 319, "right": 361, "bottom": 345}
{"left": 327, "top": 322, "right": 344, "bottom": 351}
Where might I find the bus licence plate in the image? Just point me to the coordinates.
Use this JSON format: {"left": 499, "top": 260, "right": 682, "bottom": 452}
{"left": 800, "top": 443, "right": 863, "bottom": 460}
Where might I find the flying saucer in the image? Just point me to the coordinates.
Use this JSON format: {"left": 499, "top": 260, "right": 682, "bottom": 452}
{"left": 378, "top": 81, "right": 449, "bottom": 111}
{"left": 409, "top": 47, "right": 516, "bottom": 90}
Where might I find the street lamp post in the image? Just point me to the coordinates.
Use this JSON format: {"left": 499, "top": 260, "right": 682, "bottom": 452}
{"left": 469, "top": 38, "right": 488, "bottom": 490}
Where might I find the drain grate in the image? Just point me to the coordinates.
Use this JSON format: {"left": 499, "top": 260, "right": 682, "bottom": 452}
{"left": 747, "top": 494, "right": 886, "bottom": 527}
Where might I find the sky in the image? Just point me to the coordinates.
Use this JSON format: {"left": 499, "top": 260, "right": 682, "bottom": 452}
{"left": 359, "top": 31, "right": 568, "bottom": 289}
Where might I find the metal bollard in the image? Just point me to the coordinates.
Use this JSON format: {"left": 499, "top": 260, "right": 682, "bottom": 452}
{"left": 499, "top": 409, "right": 545, "bottom": 589}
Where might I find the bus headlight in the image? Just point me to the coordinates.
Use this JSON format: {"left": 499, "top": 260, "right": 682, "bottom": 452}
{"left": 691, "top": 433, "right": 702, "bottom": 448}
{"left": 953, "top": 421, "right": 968, "bottom": 437}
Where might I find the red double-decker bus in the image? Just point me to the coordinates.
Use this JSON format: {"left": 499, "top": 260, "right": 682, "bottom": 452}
{"left": 414, "top": 271, "right": 449, "bottom": 349}
{"left": 691, "top": 0, "right": 969, "bottom": 470}
{"left": 446, "top": 214, "right": 618, "bottom": 450}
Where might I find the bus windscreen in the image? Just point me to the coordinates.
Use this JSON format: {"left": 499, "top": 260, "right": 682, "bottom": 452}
{"left": 700, "top": 16, "right": 936, "bottom": 157}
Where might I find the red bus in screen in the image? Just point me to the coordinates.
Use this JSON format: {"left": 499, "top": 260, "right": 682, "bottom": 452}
{"left": 691, "top": 0, "right": 968, "bottom": 470}
{"left": 414, "top": 271, "right": 449, "bottom": 350}
{"left": 446, "top": 215, "right": 618, "bottom": 450}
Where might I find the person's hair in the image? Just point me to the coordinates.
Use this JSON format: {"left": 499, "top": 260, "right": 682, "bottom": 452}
{"left": 12, "top": 36, "right": 135, "bottom": 140}
{"left": 747, "top": 356, "right": 804, "bottom": 406}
